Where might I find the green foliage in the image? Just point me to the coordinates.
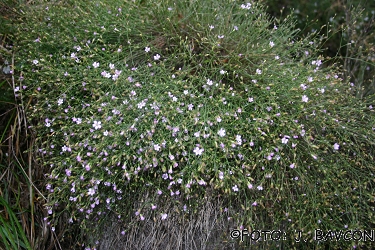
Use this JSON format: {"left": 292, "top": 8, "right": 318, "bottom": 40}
{"left": 10, "top": 0, "right": 375, "bottom": 248}
{"left": 0, "top": 196, "right": 32, "bottom": 250}
{"left": 1, "top": 2, "right": 33, "bottom": 249}
{"left": 265, "top": 0, "right": 375, "bottom": 99}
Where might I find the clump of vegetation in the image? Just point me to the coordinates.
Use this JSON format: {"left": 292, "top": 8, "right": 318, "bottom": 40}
{"left": 1, "top": 1, "right": 44, "bottom": 250}
{"left": 6, "top": 0, "right": 375, "bottom": 248}
{"left": 266, "top": 0, "right": 375, "bottom": 98}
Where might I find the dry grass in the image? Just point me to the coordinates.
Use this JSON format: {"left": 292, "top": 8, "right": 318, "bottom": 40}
{"left": 89, "top": 189, "right": 291, "bottom": 250}
{"left": 96, "top": 193, "right": 244, "bottom": 250}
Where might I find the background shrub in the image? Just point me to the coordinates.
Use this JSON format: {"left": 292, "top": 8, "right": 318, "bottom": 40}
{"left": 266, "top": 0, "right": 375, "bottom": 98}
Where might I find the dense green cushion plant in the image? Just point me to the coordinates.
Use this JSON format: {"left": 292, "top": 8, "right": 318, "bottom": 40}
{"left": 14, "top": 0, "right": 375, "bottom": 248}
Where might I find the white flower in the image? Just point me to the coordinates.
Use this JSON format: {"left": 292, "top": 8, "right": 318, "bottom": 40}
{"left": 161, "top": 213, "right": 168, "bottom": 220}
{"left": 232, "top": 185, "right": 239, "bottom": 192}
{"left": 57, "top": 98, "right": 63, "bottom": 106}
{"left": 154, "top": 144, "right": 160, "bottom": 151}
{"left": 112, "top": 74, "right": 119, "bottom": 81}
{"left": 92, "top": 62, "right": 100, "bottom": 68}
{"left": 219, "top": 171, "right": 224, "bottom": 180}
{"left": 281, "top": 137, "right": 289, "bottom": 144}
{"left": 269, "top": 41, "right": 275, "bottom": 47}
{"left": 236, "top": 135, "right": 242, "bottom": 145}
{"left": 257, "top": 186, "right": 263, "bottom": 191}
{"left": 103, "top": 130, "right": 109, "bottom": 136}
{"left": 333, "top": 143, "right": 340, "bottom": 150}
{"left": 32, "top": 59, "right": 39, "bottom": 65}
{"left": 206, "top": 79, "right": 213, "bottom": 86}
{"left": 256, "top": 69, "right": 262, "bottom": 75}
{"left": 217, "top": 128, "right": 226, "bottom": 137}
{"left": 87, "top": 188, "right": 95, "bottom": 196}
{"left": 240, "top": 3, "right": 251, "bottom": 9}
{"left": 313, "top": 60, "right": 322, "bottom": 67}
{"left": 154, "top": 54, "right": 161, "bottom": 60}
{"left": 137, "top": 100, "right": 146, "bottom": 109}
{"left": 93, "top": 120, "right": 102, "bottom": 130}
{"left": 145, "top": 47, "right": 150, "bottom": 52}
{"left": 109, "top": 63, "right": 115, "bottom": 69}
{"left": 220, "top": 69, "right": 227, "bottom": 74}
{"left": 193, "top": 146, "right": 204, "bottom": 156}
{"left": 197, "top": 179, "right": 206, "bottom": 185}
{"left": 302, "top": 95, "right": 309, "bottom": 103}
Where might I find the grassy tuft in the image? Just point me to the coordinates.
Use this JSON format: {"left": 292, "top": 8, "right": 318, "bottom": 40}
{"left": 0, "top": 196, "right": 32, "bottom": 250}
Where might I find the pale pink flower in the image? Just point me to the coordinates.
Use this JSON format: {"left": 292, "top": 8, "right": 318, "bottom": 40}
{"left": 193, "top": 146, "right": 204, "bottom": 156}
{"left": 93, "top": 62, "right": 100, "bottom": 68}
{"left": 302, "top": 95, "right": 309, "bottom": 103}
{"left": 217, "top": 128, "right": 226, "bottom": 137}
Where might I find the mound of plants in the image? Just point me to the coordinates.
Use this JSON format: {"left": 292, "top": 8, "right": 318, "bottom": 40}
{"left": 12, "top": 0, "right": 375, "bottom": 248}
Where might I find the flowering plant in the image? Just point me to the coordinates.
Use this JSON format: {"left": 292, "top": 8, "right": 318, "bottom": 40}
{"left": 14, "top": 0, "right": 375, "bottom": 248}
